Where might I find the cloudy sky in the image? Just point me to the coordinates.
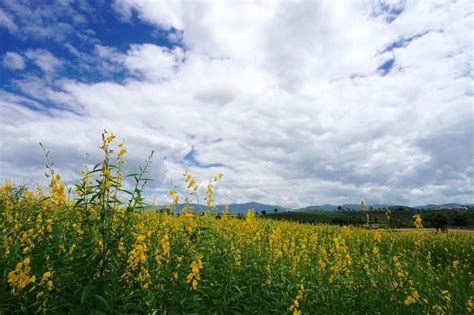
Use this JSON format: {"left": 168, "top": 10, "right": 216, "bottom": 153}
{"left": 0, "top": 0, "right": 473, "bottom": 207}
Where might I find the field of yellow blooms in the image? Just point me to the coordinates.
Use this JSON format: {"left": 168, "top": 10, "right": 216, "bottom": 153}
{"left": 1, "top": 132, "right": 473, "bottom": 314}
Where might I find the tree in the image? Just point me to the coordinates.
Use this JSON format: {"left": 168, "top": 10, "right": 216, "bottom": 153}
{"left": 450, "top": 211, "right": 468, "bottom": 226}
{"left": 432, "top": 213, "right": 448, "bottom": 232}
{"left": 274, "top": 208, "right": 278, "bottom": 212}
{"left": 337, "top": 205, "right": 343, "bottom": 211}
{"left": 261, "top": 210, "right": 267, "bottom": 215}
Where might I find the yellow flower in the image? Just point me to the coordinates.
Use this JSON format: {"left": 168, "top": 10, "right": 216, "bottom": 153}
{"left": 127, "top": 235, "right": 148, "bottom": 268}
{"left": 373, "top": 231, "right": 382, "bottom": 243}
{"left": 413, "top": 214, "right": 423, "bottom": 230}
{"left": 117, "top": 143, "right": 127, "bottom": 159}
{"left": 7, "top": 257, "right": 35, "bottom": 294}
{"left": 404, "top": 296, "right": 416, "bottom": 305}
{"left": 288, "top": 284, "right": 304, "bottom": 314}
{"left": 106, "top": 133, "right": 116, "bottom": 143}
{"left": 452, "top": 260, "right": 459, "bottom": 269}
{"left": 186, "top": 257, "right": 203, "bottom": 290}
{"left": 46, "top": 219, "right": 53, "bottom": 233}
{"left": 42, "top": 271, "right": 52, "bottom": 280}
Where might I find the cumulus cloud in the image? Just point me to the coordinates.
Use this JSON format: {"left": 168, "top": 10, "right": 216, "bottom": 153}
{"left": 0, "top": 0, "right": 473, "bottom": 207}
{"left": 2, "top": 51, "right": 25, "bottom": 70}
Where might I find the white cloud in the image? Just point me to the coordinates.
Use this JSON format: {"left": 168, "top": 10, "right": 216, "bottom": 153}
{"left": 2, "top": 52, "right": 25, "bottom": 70}
{"left": 123, "top": 44, "right": 184, "bottom": 81}
{"left": 1, "top": 0, "right": 473, "bottom": 207}
{"left": 0, "top": 8, "right": 17, "bottom": 33}
{"left": 25, "top": 49, "right": 62, "bottom": 73}
{"left": 0, "top": 0, "right": 91, "bottom": 42}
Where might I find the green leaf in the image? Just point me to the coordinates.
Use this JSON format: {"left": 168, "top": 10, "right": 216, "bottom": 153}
{"left": 93, "top": 294, "right": 112, "bottom": 312}
{"left": 81, "top": 282, "right": 93, "bottom": 305}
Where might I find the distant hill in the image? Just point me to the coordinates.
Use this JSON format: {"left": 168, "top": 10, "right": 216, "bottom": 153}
{"left": 158, "top": 202, "right": 287, "bottom": 213}
{"left": 295, "top": 204, "right": 395, "bottom": 211}
{"left": 220, "top": 202, "right": 287, "bottom": 213}
{"left": 296, "top": 204, "right": 338, "bottom": 211}
{"left": 157, "top": 202, "right": 472, "bottom": 213}
{"left": 414, "top": 203, "right": 472, "bottom": 210}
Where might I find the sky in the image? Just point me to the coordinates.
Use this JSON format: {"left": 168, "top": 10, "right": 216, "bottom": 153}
{"left": 0, "top": 0, "right": 473, "bottom": 208}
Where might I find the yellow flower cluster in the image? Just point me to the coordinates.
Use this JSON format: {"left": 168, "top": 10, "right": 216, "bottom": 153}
{"left": 155, "top": 234, "right": 171, "bottom": 264}
{"left": 48, "top": 174, "right": 66, "bottom": 205}
{"left": 186, "top": 257, "right": 203, "bottom": 290}
{"left": 328, "top": 236, "right": 352, "bottom": 284}
{"left": 168, "top": 188, "right": 180, "bottom": 206}
{"left": 117, "top": 140, "right": 127, "bottom": 161}
{"left": 36, "top": 271, "right": 54, "bottom": 299}
{"left": 184, "top": 171, "right": 199, "bottom": 196}
{"left": 288, "top": 283, "right": 304, "bottom": 315}
{"left": 205, "top": 172, "right": 223, "bottom": 210}
{"left": 404, "top": 286, "right": 426, "bottom": 306}
{"left": 413, "top": 214, "right": 423, "bottom": 230}
{"left": 7, "top": 257, "right": 35, "bottom": 295}
{"left": 126, "top": 235, "right": 150, "bottom": 288}
{"left": 128, "top": 235, "right": 147, "bottom": 268}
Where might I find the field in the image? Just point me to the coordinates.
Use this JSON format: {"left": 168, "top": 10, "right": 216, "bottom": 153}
{"left": 1, "top": 133, "right": 473, "bottom": 314}
{"left": 263, "top": 208, "right": 474, "bottom": 229}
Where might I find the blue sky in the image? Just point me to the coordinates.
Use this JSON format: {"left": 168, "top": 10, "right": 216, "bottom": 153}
{"left": 1, "top": 0, "right": 473, "bottom": 207}
{"left": 1, "top": 1, "right": 181, "bottom": 86}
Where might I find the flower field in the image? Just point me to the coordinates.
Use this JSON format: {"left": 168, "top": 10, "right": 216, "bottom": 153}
{"left": 1, "top": 133, "right": 473, "bottom": 314}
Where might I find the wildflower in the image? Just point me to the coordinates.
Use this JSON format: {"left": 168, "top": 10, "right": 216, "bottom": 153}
{"left": 441, "top": 290, "right": 451, "bottom": 304}
{"left": 373, "top": 231, "right": 382, "bottom": 243}
{"left": 7, "top": 257, "right": 36, "bottom": 294}
{"left": 404, "top": 296, "right": 416, "bottom": 305}
{"left": 266, "top": 275, "right": 272, "bottom": 286}
{"left": 168, "top": 187, "right": 180, "bottom": 208}
{"left": 46, "top": 219, "right": 53, "bottom": 233}
{"left": 118, "top": 241, "right": 125, "bottom": 253}
{"left": 234, "top": 247, "right": 241, "bottom": 267}
{"left": 68, "top": 243, "right": 77, "bottom": 254}
{"left": 184, "top": 171, "right": 199, "bottom": 195}
{"left": 319, "top": 258, "right": 327, "bottom": 271}
{"left": 40, "top": 271, "right": 54, "bottom": 291}
{"left": 105, "top": 132, "right": 116, "bottom": 143}
{"left": 206, "top": 181, "right": 214, "bottom": 209}
{"left": 413, "top": 214, "right": 423, "bottom": 230}
{"left": 452, "top": 260, "right": 459, "bottom": 269}
{"left": 288, "top": 284, "right": 304, "bottom": 315}
{"left": 328, "top": 275, "right": 334, "bottom": 284}
{"left": 160, "top": 235, "right": 171, "bottom": 260}
{"left": 466, "top": 297, "right": 474, "bottom": 313}
{"left": 127, "top": 235, "right": 147, "bottom": 268}
{"left": 186, "top": 257, "right": 203, "bottom": 290}
{"left": 48, "top": 174, "right": 66, "bottom": 205}
{"left": 432, "top": 304, "right": 444, "bottom": 314}
{"left": 4, "top": 181, "right": 13, "bottom": 190}
{"left": 117, "top": 141, "right": 127, "bottom": 160}
{"left": 72, "top": 223, "right": 83, "bottom": 235}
